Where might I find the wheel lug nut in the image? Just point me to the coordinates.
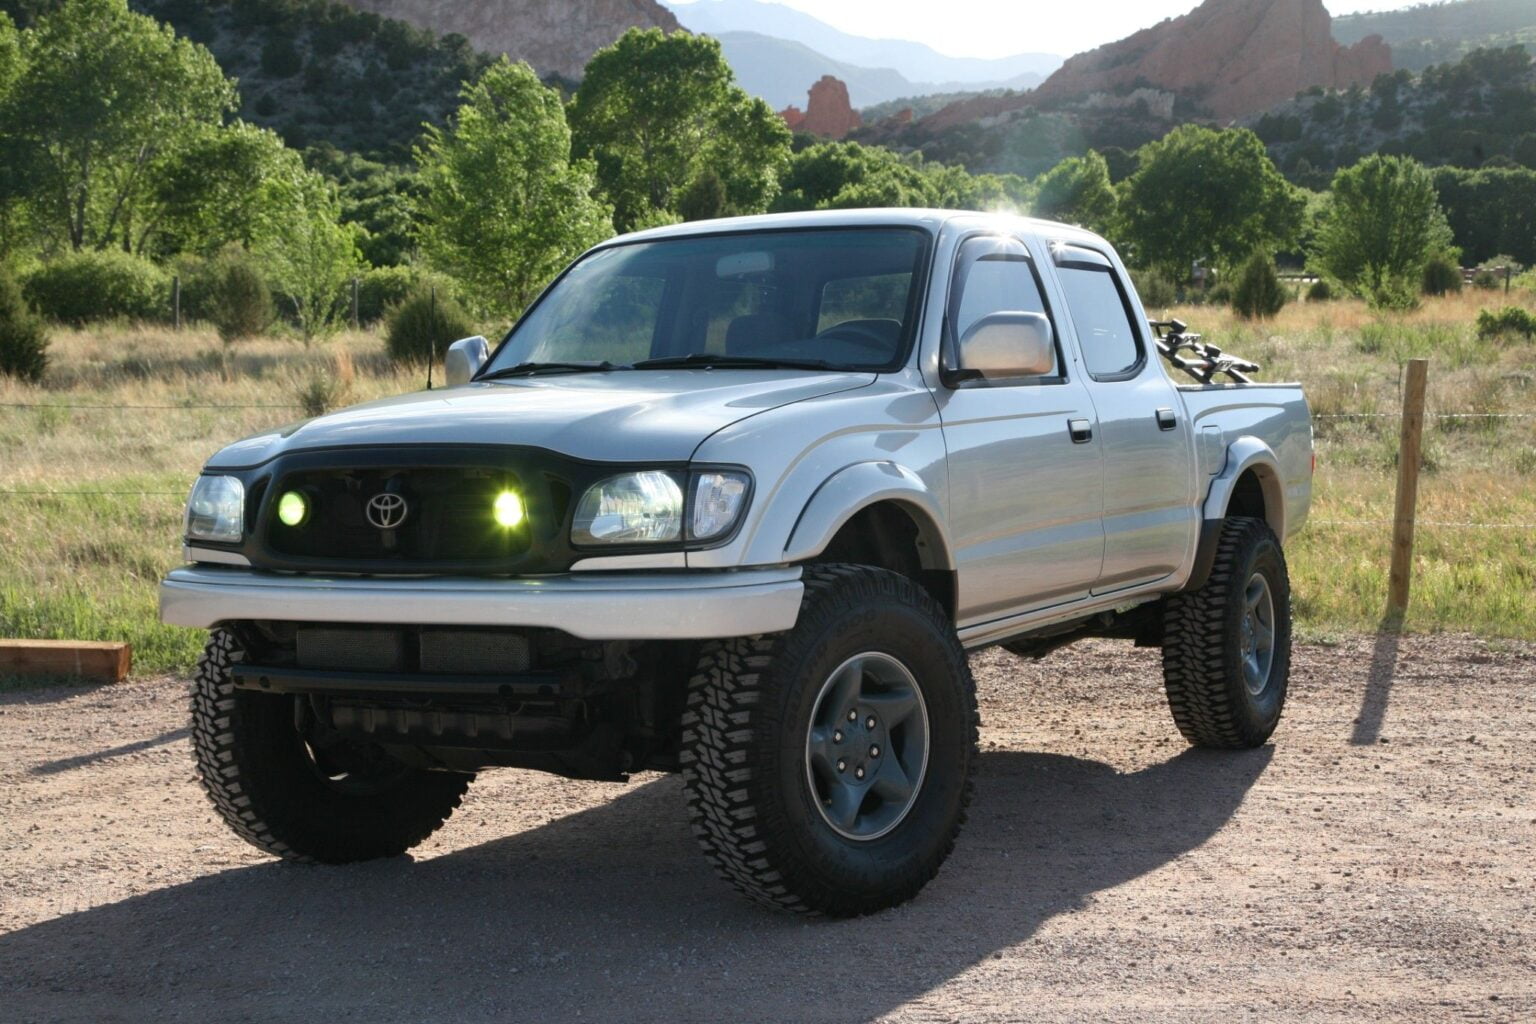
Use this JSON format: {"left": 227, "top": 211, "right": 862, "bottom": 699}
{"left": 870, "top": 745, "right": 880, "bottom": 757}
{"left": 866, "top": 716, "right": 876, "bottom": 729}
{"left": 855, "top": 766, "right": 865, "bottom": 779}
{"left": 836, "top": 759, "right": 847, "bottom": 772}
{"left": 848, "top": 710, "right": 857, "bottom": 722}
{"left": 833, "top": 730, "right": 843, "bottom": 743}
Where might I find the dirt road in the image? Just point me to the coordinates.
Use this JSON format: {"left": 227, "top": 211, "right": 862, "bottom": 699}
{"left": 2, "top": 634, "right": 1532, "bottom": 1023}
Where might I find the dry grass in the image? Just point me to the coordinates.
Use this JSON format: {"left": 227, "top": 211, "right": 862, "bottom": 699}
{"left": 2, "top": 293, "right": 1534, "bottom": 674}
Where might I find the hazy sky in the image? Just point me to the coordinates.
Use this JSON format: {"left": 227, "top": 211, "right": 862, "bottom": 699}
{"left": 674, "top": 1, "right": 1423, "bottom": 60}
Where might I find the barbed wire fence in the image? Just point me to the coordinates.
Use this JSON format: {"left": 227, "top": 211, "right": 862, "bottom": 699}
{"left": 1, "top": 381, "right": 1533, "bottom": 555}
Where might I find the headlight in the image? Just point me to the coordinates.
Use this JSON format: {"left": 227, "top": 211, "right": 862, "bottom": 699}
{"left": 184, "top": 475, "right": 244, "bottom": 544}
{"left": 572, "top": 469, "right": 753, "bottom": 546}
{"left": 690, "top": 470, "right": 750, "bottom": 541}
{"left": 573, "top": 471, "right": 683, "bottom": 544}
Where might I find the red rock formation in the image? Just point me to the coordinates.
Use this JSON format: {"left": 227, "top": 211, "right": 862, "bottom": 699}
{"left": 343, "top": 0, "right": 682, "bottom": 80}
{"left": 1029, "top": 0, "right": 1391, "bottom": 120}
{"left": 778, "top": 75, "right": 861, "bottom": 139}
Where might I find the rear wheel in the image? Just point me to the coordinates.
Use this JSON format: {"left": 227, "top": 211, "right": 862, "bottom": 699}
{"left": 680, "top": 565, "right": 977, "bottom": 916}
{"left": 1162, "top": 517, "right": 1292, "bottom": 748}
{"left": 190, "top": 628, "right": 472, "bottom": 863}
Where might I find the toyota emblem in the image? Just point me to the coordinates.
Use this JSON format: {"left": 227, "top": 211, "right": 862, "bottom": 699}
{"left": 366, "top": 492, "right": 409, "bottom": 529}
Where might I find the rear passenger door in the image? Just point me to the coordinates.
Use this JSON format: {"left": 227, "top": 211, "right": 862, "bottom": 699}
{"left": 933, "top": 234, "right": 1105, "bottom": 623}
{"left": 1049, "top": 243, "right": 1197, "bottom": 592}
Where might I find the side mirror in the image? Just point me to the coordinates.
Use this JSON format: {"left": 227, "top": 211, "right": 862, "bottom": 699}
{"left": 952, "top": 311, "right": 1055, "bottom": 381}
{"left": 444, "top": 335, "right": 489, "bottom": 386}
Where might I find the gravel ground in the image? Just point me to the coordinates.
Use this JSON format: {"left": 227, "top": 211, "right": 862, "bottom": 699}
{"left": 1, "top": 634, "right": 1533, "bottom": 1024}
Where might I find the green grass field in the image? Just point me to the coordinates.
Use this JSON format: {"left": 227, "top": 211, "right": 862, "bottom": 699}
{"left": 2, "top": 289, "right": 1534, "bottom": 676}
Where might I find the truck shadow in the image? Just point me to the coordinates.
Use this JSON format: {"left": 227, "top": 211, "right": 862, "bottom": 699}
{"left": 1, "top": 746, "right": 1271, "bottom": 1024}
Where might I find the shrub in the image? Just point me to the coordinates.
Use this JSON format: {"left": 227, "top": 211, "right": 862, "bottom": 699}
{"left": 293, "top": 350, "right": 356, "bottom": 417}
{"left": 204, "top": 249, "right": 274, "bottom": 343}
{"left": 1421, "top": 255, "right": 1463, "bottom": 296}
{"left": 1472, "top": 270, "right": 1500, "bottom": 290}
{"left": 384, "top": 288, "right": 475, "bottom": 366}
{"left": 1306, "top": 279, "right": 1333, "bottom": 301}
{"left": 355, "top": 265, "right": 456, "bottom": 326}
{"left": 1476, "top": 306, "right": 1536, "bottom": 342}
{"left": 1131, "top": 269, "right": 1176, "bottom": 309}
{"left": 1232, "top": 253, "right": 1287, "bottom": 320}
{"left": 0, "top": 270, "right": 49, "bottom": 383}
{"left": 1207, "top": 280, "right": 1233, "bottom": 306}
{"left": 23, "top": 250, "right": 171, "bottom": 325}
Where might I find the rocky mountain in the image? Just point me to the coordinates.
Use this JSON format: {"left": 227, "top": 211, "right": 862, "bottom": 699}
{"left": 1030, "top": 0, "right": 1391, "bottom": 121}
{"left": 779, "top": 75, "right": 860, "bottom": 139}
{"left": 344, "top": 0, "right": 681, "bottom": 80}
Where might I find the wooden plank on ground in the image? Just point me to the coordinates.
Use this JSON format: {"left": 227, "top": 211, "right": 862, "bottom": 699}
{"left": 0, "top": 640, "right": 132, "bottom": 683}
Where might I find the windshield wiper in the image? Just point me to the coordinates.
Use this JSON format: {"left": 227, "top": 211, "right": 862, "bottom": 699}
{"left": 629, "top": 353, "right": 843, "bottom": 372}
{"left": 477, "top": 360, "right": 617, "bottom": 381}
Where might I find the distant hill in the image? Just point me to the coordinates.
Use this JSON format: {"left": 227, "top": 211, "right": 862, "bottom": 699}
{"left": 129, "top": 0, "right": 494, "bottom": 163}
{"left": 1334, "top": 0, "right": 1536, "bottom": 71}
{"left": 666, "top": 0, "right": 1059, "bottom": 92}
{"left": 343, "top": 0, "right": 680, "bottom": 80}
{"left": 1251, "top": 44, "right": 1536, "bottom": 186}
{"left": 715, "top": 31, "right": 1045, "bottom": 111}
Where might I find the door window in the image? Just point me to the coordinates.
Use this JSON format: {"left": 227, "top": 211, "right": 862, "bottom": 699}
{"left": 947, "top": 236, "right": 1061, "bottom": 382}
{"left": 1056, "top": 264, "right": 1144, "bottom": 380}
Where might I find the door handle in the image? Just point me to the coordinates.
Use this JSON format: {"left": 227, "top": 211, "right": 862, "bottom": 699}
{"left": 1067, "top": 418, "right": 1093, "bottom": 444}
{"left": 1156, "top": 407, "right": 1177, "bottom": 430}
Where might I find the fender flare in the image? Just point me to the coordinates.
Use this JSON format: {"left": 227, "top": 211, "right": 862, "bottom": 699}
{"left": 781, "top": 461, "right": 954, "bottom": 571}
{"left": 1187, "top": 437, "right": 1287, "bottom": 590}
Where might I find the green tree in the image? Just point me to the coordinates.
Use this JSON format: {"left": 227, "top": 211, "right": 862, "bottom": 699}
{"left": 1231, "top": 252, "right": 1287, "bottom": 320}
{"left": 569, "top": 29, "right": 790, "bottom": 231}
{"left": 1118, "top": 125, "right": 1305, "bottom": 280}
{"left": 150, "top": 121, "right": 298, "bottom": 257}
{"left": 1032, "top": 151, "right": 1117, "bottom": 233}
{"left": 254, "top": 163, "right": 360, "bottom": 345}
{"left": 773, "top": 141, "right": 931, "bottom": 211}
{"left": 1313, "top": 155, "right": 1455, "bottom": 310}
{"left": 414, "top": 59, "right": 611, "bottom": 319}
{"left": 0, "top": 0, "right": 235, "bottom": 252}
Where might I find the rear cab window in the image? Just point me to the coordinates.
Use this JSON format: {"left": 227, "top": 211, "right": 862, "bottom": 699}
{"left": 1052, "top": 244, "right": 1146, "bottom": 381}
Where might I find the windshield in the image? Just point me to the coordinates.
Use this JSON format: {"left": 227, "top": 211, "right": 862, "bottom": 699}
{"left": 482, "top": 228, "right": 930, "bottom": 375}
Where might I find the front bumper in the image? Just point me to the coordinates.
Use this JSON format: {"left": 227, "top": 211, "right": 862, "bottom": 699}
{"left": 159, "top": 565, "right": 804, "bottom": 640}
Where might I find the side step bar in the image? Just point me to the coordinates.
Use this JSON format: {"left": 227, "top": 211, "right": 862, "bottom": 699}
{"left": 229, "top": 665, "right": 576, "bottom": 699}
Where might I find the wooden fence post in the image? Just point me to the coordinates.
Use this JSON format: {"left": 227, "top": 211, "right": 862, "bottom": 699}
{"left": 172, "top": 275, "right": 181, "bottom": 330}
{"left": 350, "top": 276, "right": 360, "bottom": 329}
{"left": 1387, "top": 358, "right": 1429, "bottom": 619}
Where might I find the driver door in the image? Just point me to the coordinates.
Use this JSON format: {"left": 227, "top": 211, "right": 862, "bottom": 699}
{"left": 932, "top": 233, "right": 1105, "bottom": 624}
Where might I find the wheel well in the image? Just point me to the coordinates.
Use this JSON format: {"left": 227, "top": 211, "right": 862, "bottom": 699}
{"left": 813, "top": 502, "right": 956, "bottom": 621}
{"left": 1228, "top": 470, "right": 1267, "bottom": 522}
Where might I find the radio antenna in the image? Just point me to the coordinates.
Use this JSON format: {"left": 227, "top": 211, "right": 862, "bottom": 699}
{"left": 426, "top": 285, "right": 436, "bottom": 391}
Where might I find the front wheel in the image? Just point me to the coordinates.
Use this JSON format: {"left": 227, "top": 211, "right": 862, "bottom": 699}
{"left": 680, "top": 565, "right": 978, "bottom": 916}
{"left": 190, "top": 628, "right": 472, "bottom": 863}
{"left": 1162, "top": 516, "right": 1292, "bottom": 748}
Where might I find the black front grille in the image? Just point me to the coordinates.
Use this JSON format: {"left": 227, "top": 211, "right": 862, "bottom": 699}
{"left": 266, "top": 466, "right": 533, "bottom": 564}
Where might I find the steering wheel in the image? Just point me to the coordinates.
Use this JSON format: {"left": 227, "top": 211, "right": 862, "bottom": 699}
{"left": 814, "top": 321, "right": 896, "bottom": 352}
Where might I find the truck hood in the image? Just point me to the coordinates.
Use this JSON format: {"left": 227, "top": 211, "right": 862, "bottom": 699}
{"left": 206, "top": 370, "right": 874, "bottom": 468}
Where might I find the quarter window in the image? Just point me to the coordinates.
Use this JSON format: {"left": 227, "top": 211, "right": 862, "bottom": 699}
{"left": 1056, "top": 265, "right": 1144, "bottom": 379}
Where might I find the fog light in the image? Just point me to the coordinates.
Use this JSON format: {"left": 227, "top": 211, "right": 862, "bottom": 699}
{"left": 277, "top": 490, "right": 309, "bottom": 527}
{"left": 493, "top": 490, "right": 524, "bottom": 528}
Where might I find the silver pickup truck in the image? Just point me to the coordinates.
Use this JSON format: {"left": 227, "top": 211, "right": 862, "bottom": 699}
{"left": 163, "top": 209, "right": 1311, "bottom": 916}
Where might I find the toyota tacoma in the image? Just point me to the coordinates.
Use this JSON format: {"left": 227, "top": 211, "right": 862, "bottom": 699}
{"left": 162, "top": 209, "right": 1312, "bottom": 916}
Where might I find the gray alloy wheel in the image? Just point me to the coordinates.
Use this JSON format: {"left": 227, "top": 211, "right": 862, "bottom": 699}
{"left": 1239, "top": 571, "right": 1277, "bottom": 696}
{"left": 804, "top": 652, "right": 930, "bottom": 841}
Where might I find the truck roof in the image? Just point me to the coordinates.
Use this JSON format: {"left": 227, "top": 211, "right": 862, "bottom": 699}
{"left": 608, "top": 207, "right": 1107, "bottom": 250}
